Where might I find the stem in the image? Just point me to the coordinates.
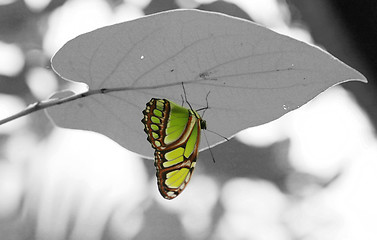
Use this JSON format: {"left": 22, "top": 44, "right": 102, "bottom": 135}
{"left": 0, "top": 81, "right": 188, "bottom": 126}
{"left": 0, "top": 102, "right": 44, "bottom": 125}
{"left": 0, "top": 92, "right": 83, "bottom": 126}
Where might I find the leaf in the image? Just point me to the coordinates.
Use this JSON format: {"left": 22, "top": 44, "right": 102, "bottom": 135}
{"left": 46, "top": 9, "right": 367, "bottom": 158}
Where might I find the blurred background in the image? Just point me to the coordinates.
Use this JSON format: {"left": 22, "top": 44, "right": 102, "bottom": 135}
{"left": 0, "top": 0, "right": 376, "bottom": 239}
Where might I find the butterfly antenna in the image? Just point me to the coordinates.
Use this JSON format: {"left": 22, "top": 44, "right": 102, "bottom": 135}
{"left": 197, "top": 90, "right": 211, "bottom": 118}
{"left": 181, "top": 82, "right": 194, "bottom": 111}
{"left": 180, "top": 94, "right": 184, "bottom": 106}
{"left": 203, "top": 131, "right": 216, "bottom": 163}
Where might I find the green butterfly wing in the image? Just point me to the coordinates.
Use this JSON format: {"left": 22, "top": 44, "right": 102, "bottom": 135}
{"left": 142, "top": 98, "right": 205, "bottom": 199}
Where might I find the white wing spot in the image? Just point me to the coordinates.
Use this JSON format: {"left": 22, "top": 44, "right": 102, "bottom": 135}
{"left": 167, "top": 191, "right": 176, "bottom": 197}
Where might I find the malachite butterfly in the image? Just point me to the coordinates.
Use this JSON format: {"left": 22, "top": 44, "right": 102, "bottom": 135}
{"left": 141, "top": 98, "right": 206, "bottom": 200}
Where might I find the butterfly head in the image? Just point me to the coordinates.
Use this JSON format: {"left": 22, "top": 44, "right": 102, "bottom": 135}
{"left": 200, "top": 119, "right": 207, "bottom": 130}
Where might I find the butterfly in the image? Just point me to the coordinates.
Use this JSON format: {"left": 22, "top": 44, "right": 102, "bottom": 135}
{"left": 141, "top": 98, "right": 206, "bottom": 199}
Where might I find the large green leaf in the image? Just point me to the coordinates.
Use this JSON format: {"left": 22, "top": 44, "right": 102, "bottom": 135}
{"left": 46, "top": 9, "right": 367, "bottom": 158}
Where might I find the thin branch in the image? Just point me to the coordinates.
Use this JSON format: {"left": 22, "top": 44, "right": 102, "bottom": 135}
{"left": 0, "top": 81, "right": 198, "bottom": 126}
{"left": 0, "top": 101, "right": 48, "bottom": 125}
{"left": 0, "top": 92, "right": 84, "bottom": 125}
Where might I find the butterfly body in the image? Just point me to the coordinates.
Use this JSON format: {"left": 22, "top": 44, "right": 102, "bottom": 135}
{"left": 142, "top": 98, "right": 205, "bottom": 199}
